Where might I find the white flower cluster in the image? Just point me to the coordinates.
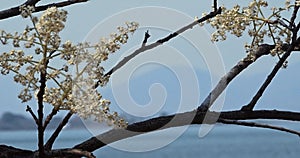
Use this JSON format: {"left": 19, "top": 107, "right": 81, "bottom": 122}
{"left": 19, "top": 5, "right": 35, "bottom": 18}
{"left": 0, "top": 6, "right": 139, "bottom": 128}
{"left": 205, "top": 0, "right": 295, "bottom": 60}
{"left": 36, "top": 7, "right": 67, "bottom": 50}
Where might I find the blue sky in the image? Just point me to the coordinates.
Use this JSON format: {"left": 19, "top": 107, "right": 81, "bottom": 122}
{"left": 0, "top": 0, "right": 299, "bottom": 118}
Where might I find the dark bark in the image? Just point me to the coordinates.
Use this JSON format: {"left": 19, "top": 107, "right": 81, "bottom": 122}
{"left": 73, "top": 110, "right": 300, "bottom": 152}
{"left": 0, "top": 0, "right": 89, "bottom": 20}
{"left": 0, "top": 145, "right": 34, "bottom": 158}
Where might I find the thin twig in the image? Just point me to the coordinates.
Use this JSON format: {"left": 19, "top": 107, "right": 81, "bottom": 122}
{"left": 213, "top": 0, "right": 218, "bottom": 12}
{"left": 26, "top": 105, "right": 38, "bottom": 125}
{"left": 141, "top": 30, "right": 150, "bottom": 47}
{"left": 218, "top": 118, "right": 300, "bottom": 137}
{"left": 44, "top": 111, "right": 73, "bottom": 150}
{"left": 290, "top": 5, "right": 299, "bottom": 28}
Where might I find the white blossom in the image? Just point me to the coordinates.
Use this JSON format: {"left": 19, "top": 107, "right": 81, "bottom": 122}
{"left": 0, "top": 7, "right": 139, "bottom": 128}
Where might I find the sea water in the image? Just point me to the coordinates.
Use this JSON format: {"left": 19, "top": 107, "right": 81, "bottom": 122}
{"left": 0, "top": 125, "right": 300, "bottom": 158}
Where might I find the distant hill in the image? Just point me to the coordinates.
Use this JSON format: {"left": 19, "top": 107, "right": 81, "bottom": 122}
{"left": 0, "top": 111, "right": 167, "bottom": 131}
{"left": 0, "top": 112, "right": 82, "bottom": 131}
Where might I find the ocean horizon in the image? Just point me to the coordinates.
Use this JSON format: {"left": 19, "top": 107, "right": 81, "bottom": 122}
{"left": 1, "top": 124, "right": 299, "bottom": 158}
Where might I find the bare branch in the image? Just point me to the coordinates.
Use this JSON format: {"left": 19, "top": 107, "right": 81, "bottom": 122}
{"left": 34, "top": 0, "right": 89, "bottom": 13}
{"left": 141, "top": 30, "right": 151, "bottom": 47}
{"left": 0, "top": 0, "right": 89, "bottom": 20}
{"left": 45, "top": 148, "right": 95, "bottom": 158}
{"left": 213, "top": 0, "right": 218, "bottom": 12}
{"left": 218, "top": 118, "right": 300, "bottom": 137}
{"left": 26, "top": 105, "right": 38, "bottom": 125}
{"left": 23, "top": 0, "right": 40, "bottom": 6}
{"left": 197, "top": 44, "right": 274, "bottom": 111}
{"left": 73, "top": 109, "right": 300, "bottom": 152}
{"left": 290, "top": 5, "right": 299, "bottom": 28}
{"left": 94, "top": 7, "right": 222, "bottom": 89}
{"left": 241, "top": 53, "right": 292, "bottom": 111}
{"left": 43, "top": 107, "right": 59, "bottom": 130}
{"left": 241, "top": 39, "right": 300, "bottom": 111}
{"left": 44, "top": 111, "right": 73, "bottom": 150}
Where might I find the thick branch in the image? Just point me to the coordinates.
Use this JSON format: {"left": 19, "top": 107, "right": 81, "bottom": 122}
{"left": 23, "top": 0, "right": 40, "bottom": 6}
{"left": 0, "top": 0, "right": 89, "bottom": 20}
{"left": 44, "top": 111, "right": 73, "bottom": 150}
{"left": 36, "top": 66, "right": 47, "bottom": 157}
{"left": 73, "top": 109, "right": 300, "bottom": 152}
{"left": 45, "top": 148, "right": 95, "bottom": 158}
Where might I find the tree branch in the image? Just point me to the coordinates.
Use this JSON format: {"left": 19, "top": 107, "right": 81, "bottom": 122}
{"left": 241, "top": 40, "right": 300, "bottom": 111}
{"left": 23, "top": 0, "right": 40, "bottom": 6}
{"left": 141, "top": 30, "right": 150, "bottom": 47}
{"left": 26, "top": 105, "right": 38, "bottom": 125}
{"left": 44, "top": 148, "right": 95, "bottom": 158}
{"left": 213, "top": 0, "right": 218, "bottom": 12}
{"left": 43, "top": 107, "right": 59, "bottom": 130}
{"left": 197, "top": 44, "right": 274, "bottom": 111}
{"left": 0, "top": 0, "right": 89, "bottom": 20}
{"left": 73, "top": 109, "right": 300, "bottom": 152}
{"left": 290, "top": 5, "right": 299, "bottom": 28}
{"left": 93, "top": 7, "right": 222, "bottom": 89}
{"left": 218, "top": 118, "right": 300, "bottom": 137}
{"left": 44, "top": 111, "right": 73, "bottom": 151}
{"left": 36, "top": 63, "right": 48, "bottom": 157}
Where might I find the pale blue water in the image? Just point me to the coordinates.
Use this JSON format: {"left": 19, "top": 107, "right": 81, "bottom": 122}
{"left": 0, "top": 125, "right": 300, "bottom": 158}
